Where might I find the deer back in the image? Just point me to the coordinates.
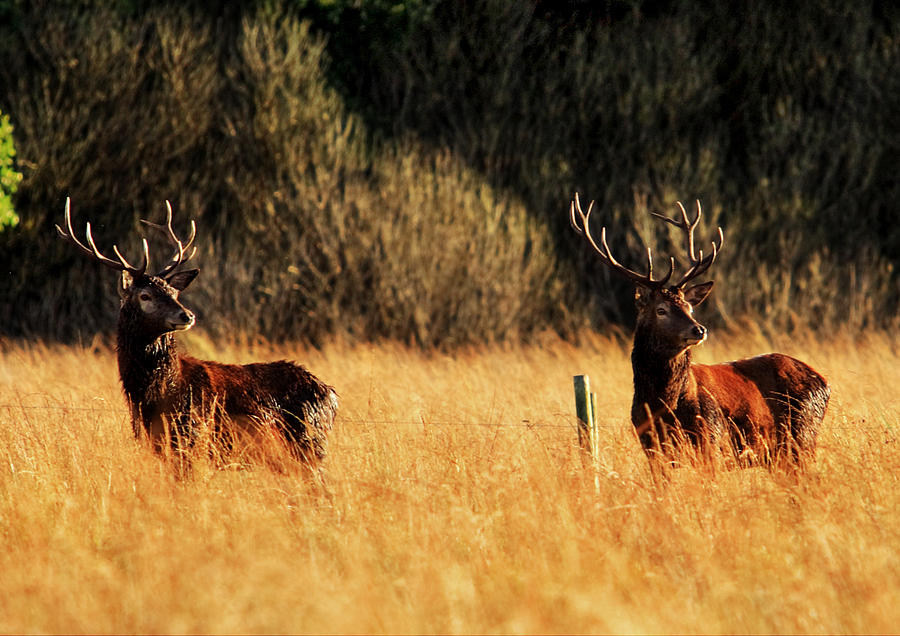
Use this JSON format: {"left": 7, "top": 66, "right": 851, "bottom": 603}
{"left": 695, "top": 354, "right": 829, "bottom": 456}
{"left": 179, "top": 356, "right": 338, "bottom": 460}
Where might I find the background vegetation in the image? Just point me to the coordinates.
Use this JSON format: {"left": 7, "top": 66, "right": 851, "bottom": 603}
{"left": 0, "top": 109, "right": 22, "bottom": 229}
{"left": 1, "top": 0, "right": 897, "bottom": 345}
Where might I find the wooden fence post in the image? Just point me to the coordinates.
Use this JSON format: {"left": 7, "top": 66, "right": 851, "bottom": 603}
{"left": 573, "top": 374, "right": 597, "bottom": 458}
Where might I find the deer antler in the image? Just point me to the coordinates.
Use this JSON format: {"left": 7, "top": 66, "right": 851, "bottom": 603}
{"left": 569, "top": 192, "right": 674, "bottom": 289}
{"left": 650, "top": 199, "right": 724, "bottom": 288}
{"left": 140, "top": 200, "right": 197, "bottom": 278}
{"left": 56, "top": 198, "right": 149, "bottom": 277}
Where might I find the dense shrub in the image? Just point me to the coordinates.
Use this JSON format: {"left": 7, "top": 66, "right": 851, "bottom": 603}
{"left": 200, "top": 12, "right": 557, "bottom": 346}
{"left": 0, "top": 1, "right": 897, "bottom": 344}
{"left": 0, "top": 5, "right": 556, "bottom": 345}
{"left": 304, "top": 0, "right": 899, "bottom": 332}
{"left": 0, "top": 5, "right": 230, "bottom": 338}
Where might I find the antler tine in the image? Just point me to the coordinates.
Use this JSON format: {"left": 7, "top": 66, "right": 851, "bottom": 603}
{"left": 56, "top": 198, "right": 148, "bottom": 276}
{"left": 650, "top": 199, "right": 724, "bottom": 288}
{"left": 141, "top": 200, "right": 197, "bottom": 278}
{"left": 677, "top": 225, "right": 724, "bottom": 286}
{"left": 650, "top": 200, "right": 700, "bottom": 261}
{"left": 568, "top": 194, "right": 589, "bottom": 239}
{"left": 112, "top": 240, "right": 150, "bottom": 274}
{"left": 570, "top": 193, "right": 673, "bottom": 289}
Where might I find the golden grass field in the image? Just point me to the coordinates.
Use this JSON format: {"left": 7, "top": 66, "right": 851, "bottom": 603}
{"left": 1, "top": 327, "right": 899, "bottom": 634}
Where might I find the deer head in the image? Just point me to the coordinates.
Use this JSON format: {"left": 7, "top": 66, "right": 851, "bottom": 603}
{"left": 570, "top": 193, "right": 724, "bottom": 354}
{"left": 57, "top": 198, "right": 200, "bottom": 339}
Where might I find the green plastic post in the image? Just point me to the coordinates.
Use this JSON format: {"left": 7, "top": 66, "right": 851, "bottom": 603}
{"left": 573, "top": 375, "right": 594, "bottom": 455}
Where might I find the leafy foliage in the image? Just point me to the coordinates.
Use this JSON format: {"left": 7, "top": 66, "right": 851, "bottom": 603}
{"left": 0, "top": 110, "right": 21, "bottom": 230}
{"left": 0, "top": 1, "right": 897, "bottom": 343}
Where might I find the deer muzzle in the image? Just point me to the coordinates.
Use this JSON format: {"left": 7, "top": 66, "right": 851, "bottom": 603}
{"left": 685, "top": 323, "right": 707, "bottom": 345}
{"left": 168, "top": 309, "right": 195, "bottom": 331}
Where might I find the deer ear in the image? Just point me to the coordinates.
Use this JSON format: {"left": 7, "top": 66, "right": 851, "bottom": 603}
{"left": 119, "top": 271, "right": 133, "bottom": 299}
{"left": 684, "top": 280, "right": 714, "bottom": 306}
{"left": 167, "top": 268, "right": 200, "bottom": 291}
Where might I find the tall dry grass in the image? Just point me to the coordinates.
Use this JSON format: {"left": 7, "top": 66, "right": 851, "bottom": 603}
{"left": 1, "top": 329, "right": 899, "bottom": 633}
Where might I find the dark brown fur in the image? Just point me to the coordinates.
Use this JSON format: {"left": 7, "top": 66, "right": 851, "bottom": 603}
{"left": 569, "top": 194, "right": 830, "bottom": 468}
{"left": 630, "top": 285, "right": 829, "bottom": 466}
{"left": 116, "top": 270, "right": 338, "bottom": 464}
{"left": 57, "top": 200, "right": 338, "bottom": 465}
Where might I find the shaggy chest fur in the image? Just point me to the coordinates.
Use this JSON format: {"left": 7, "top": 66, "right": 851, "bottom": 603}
{"left": 117, "top": 332, "right": 188, "bottom": 436}
{"left": 630, "top": 334, "right": 723, "bottom": 448}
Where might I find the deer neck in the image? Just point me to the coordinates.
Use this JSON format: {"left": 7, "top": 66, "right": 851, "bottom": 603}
{"left": 631, "top": 324, "right": 694, "bottom": 411}
{"left": 116, "top": 316, "right": 182, "bottom": 409}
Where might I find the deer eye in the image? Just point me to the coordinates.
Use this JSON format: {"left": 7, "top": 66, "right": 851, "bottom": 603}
{"left": 656, "top": 307, "right": 667, "bottom": 316}
{"left": 139, "top": 292, "right": 152, "bottom": 302}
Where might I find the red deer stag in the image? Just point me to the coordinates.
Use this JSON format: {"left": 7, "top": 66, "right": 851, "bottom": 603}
{"left": 57, "top": 198, "right": 338, "bottom": 466}
{"left": 569, "top": 193, "right": 829, "bottom": 468}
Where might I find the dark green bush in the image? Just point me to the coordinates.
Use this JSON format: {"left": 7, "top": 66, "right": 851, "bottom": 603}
{"left": 202, "top": 11, "right": 556, "bottom": 346}
{"left": 308, "top": 0, "right": 900, "bottom": 333}
{"left": 0, "top": 0, "right": 897, "bottom": 345}
{"left": 0, "top": 5, "right": 556, "bottom": 345}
